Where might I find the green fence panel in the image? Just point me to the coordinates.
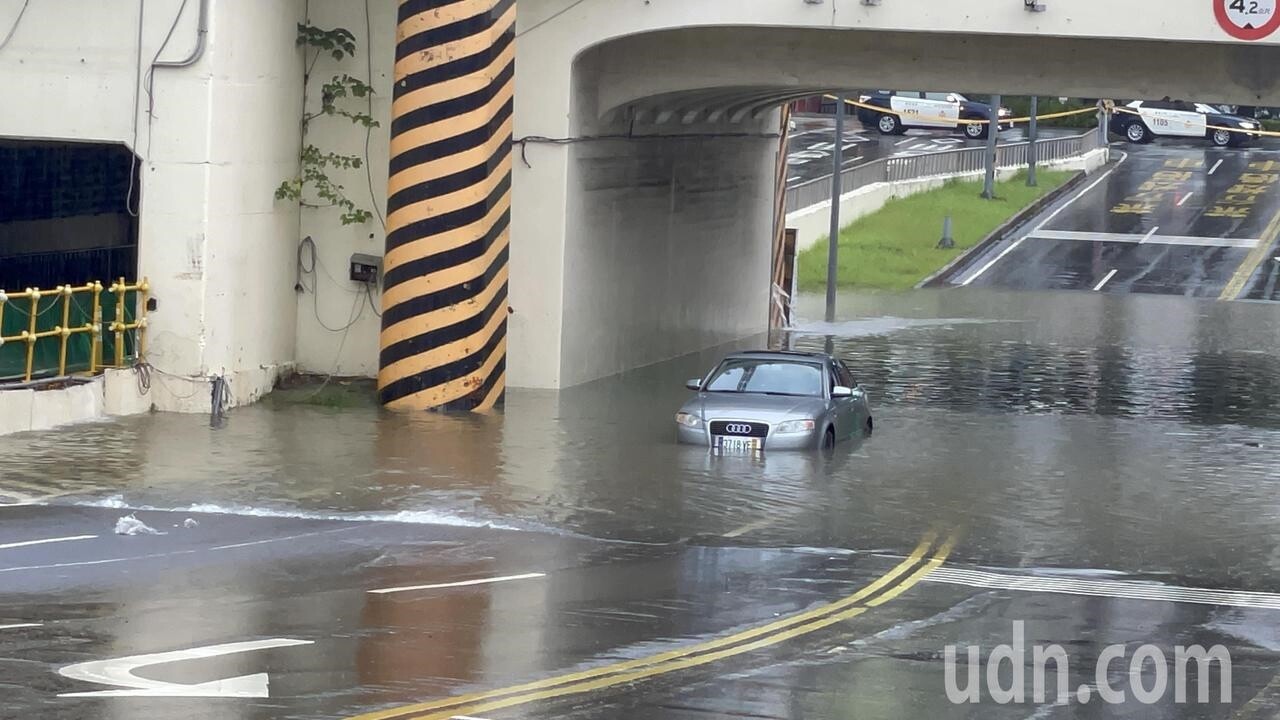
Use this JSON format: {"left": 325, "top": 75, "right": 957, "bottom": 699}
{"left": 0, "top": 289, "right": 137, "bottom": 381}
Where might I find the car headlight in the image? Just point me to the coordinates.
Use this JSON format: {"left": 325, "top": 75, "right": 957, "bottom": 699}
{"left": 998, "top": 107, "right": 1012, "bottom": 117}
{"left": 675, "top": 412, "right": 703, "bottom": 429}
{"left": 775, "top": 419, "right": 816, "bottom": 434}
{"left": 1240, "top": 121, "right": 1258, "bottom": 129}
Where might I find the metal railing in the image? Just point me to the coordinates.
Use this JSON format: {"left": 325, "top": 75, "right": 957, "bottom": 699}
{"left": 785, "top": 129, "right": 1101, "bottom": 214}
{"left": 0, "top": 278, "right": 149, "bottom": 383}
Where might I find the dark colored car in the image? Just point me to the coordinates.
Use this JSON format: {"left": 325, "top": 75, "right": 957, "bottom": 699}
{"left": 675, "top": 351, "right": 873, "bottom": 452}
{"left": 1110, "top": 100, "right": 1260, "bottom": 147}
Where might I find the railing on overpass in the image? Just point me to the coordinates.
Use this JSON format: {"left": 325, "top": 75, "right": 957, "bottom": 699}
{"left": 785, "top": 129, "right": 1102, "bottom": 215}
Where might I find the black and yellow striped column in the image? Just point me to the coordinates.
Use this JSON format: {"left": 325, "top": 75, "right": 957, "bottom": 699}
{"left": 378, "top": 0, "right": 514, "bottom": 412}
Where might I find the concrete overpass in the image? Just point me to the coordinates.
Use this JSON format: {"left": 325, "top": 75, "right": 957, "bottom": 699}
{"left": 507, "top": 0, "right": 1280, "bottom": 394}
{"left": 3, "top": 0, "right": 1280, "bottom": 415}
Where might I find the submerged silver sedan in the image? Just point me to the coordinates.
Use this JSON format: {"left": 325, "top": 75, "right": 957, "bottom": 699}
{"left": 675, "top": 351, "right": 873, "bottom": 451}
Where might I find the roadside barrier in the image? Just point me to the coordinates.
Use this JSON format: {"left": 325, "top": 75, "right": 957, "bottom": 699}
{"left": 0, "top": 278, "right": 148, "bottom": 383}
{"left": 785, "top": 129, "right": 1102, "bottom": 214}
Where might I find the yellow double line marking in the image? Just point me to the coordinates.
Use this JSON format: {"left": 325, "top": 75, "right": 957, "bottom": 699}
{"left": 1220, "top": 208, "right": 1280, "bottom": 301}
{"left": 350, "top": 530, "right": 958, "bottom": 720}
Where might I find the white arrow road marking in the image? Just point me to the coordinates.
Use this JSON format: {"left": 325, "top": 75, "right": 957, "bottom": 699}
{"left": 58, "top": 638, "right": 314, "bottom": 697}
{"left": 370, "top": 572, "right": 546, "bottom": 595}
{"left": 0, "top": 535, "right": 97, "bottom": 551}
{"left": 0, "top": 623, "right": 42, "bottom": 630}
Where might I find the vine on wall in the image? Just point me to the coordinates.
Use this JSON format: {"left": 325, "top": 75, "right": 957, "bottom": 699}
{"left": 276, "top": 24, "right": 378, "bottom": 225}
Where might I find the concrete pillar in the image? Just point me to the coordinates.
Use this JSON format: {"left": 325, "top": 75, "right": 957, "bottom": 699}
{"left": 378, "top": 0, "right": 515, "bottom": 411}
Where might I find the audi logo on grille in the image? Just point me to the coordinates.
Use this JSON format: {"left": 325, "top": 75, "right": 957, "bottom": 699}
{"left": 724, "top": 424, "right": 753, "bottom": 435}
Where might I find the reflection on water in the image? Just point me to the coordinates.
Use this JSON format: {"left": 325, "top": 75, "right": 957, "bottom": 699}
{"left": 1, "top": 288, "right": 1277, "bottom": 588}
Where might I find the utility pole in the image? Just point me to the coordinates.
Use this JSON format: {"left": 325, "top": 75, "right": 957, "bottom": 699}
{"left": 1027, "top": 96, "right": 1038, "bottom": 187}
{"left": 982, "top": 94, "right": 1001, "bottom": 199}
{"left": 825, "top": 94, "right": 844, "bottom": 323}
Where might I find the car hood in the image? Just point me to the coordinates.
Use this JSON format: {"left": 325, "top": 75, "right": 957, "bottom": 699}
{"left": 1213, "top": 113, "right": 1257, "bottom": 125}
{"left": 681, "top": 393, "right": 828, "bottom": 423}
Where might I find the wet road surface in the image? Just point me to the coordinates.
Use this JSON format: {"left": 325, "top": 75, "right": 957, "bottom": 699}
{"left": 959, "top": 141, "right": 1280, "bottom": 300}
{"left": 786, "top": 115, "right": 1077, "bottom": 188}
{"left": 2, "top": 286, "right": 1279, "bottom": 718}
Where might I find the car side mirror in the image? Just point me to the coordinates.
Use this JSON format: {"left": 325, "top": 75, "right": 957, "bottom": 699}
{"left": 685, "top": 379, "right": 702, "bottom": 391}
{"left": 832, "top": 386, "right": 854, "bottom": 398}
{"left": 946, "top": 94, "right": 958, "bottom": 103}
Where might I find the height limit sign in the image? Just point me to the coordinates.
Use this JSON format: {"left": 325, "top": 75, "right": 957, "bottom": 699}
{"left": 1215, "top": 0, "right": 1280, "bottom": 40}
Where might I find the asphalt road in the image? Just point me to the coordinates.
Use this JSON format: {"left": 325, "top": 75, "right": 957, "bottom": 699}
{"left": 786, "top": 114, "right": 1080, "bottom": 188}
{"left": 958, "top": 140, "right": 1280, "bottom": 300}
{"left": 3, "top": 490, "right": 1279, "bottom": 718}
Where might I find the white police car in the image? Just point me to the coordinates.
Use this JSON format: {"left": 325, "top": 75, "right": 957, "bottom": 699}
{"left": 855, "top": 91, "right": 1013, "bottom": 139}
{"left": 1111, "top": 100, "right": 1260, "bottom": 147}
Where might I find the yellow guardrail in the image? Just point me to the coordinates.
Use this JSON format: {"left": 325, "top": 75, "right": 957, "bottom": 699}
{"left": 0, "top": 277, "right": 149, "bottom": 383}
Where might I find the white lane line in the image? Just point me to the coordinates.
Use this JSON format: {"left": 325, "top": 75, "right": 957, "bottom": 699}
{"left": 895, "top": 137, "right": 914, "bottom": 146}
{"left": 960, "top": 237, "right": 1026, "bottom": 286}
{"left": 724, "top": 518, "right": 773, "bottom": 539}
{"left": 1177, "top": 191, "right": 1193, "bottom": 207}
{"left": 927, "top": 567, "right": 1280, "bottom": 610}
{"left": 1093, "top": 269, "right": 1119, "bottom": 291}
{"left": 0, "top": 527, "right": 359, "bottom": 574}
{"left": 451, "top": 716, "right": 494, "bottom": 720}
{"left": 370, "top": 572, "right": 546, "bottom": 596}
{"left": 786, "top": 176, "right": 800, "bottom": 183}
{"left": 1029, "top": 230, "right": 1260, "bottom": 249}
{"left": 0, "top": 623, "right": 42, "bottom": 630}
{"left": 1209, "top": 158, "right": 1224, "bottom": 175}
{"left": 1139, "top": 226, "right": 1159, "bottom": 244}
{"left": 0, "top": 535, "right": 97, "bottom": 551}
{"left": 1030, "top": 151, "right": 1129, "bottom": 234}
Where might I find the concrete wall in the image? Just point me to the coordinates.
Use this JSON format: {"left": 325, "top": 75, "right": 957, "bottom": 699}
{"left": 0, "top": 0, "right": 304, "bottom": 410}
{"left": 560, "top": 131, "right": 778, "bottom": 386}
{"left": 292, "top": 0, "right": 394, "bottom": 379}
{"left": 0, "top": 369, "right": 157, "bottom": 437}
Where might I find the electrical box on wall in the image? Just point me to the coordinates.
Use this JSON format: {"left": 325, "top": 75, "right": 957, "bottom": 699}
{"left": 350, "top": 253, "right": 381, "bottom": 284}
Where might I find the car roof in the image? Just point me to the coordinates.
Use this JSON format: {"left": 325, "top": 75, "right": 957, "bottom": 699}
{"left": 722, "top": 350, "right": 831, "bottom": 362}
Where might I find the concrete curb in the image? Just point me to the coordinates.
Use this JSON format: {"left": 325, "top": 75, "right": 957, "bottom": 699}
{"left": 916, "top": 169, "right": 1091, "bottom": 289}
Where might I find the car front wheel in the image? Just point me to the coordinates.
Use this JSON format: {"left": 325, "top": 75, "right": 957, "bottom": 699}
{"left": 1125, "top": 122, "right": 1151, "bottom": 144}
{"left": 1210, "top": 128, "right": 1233, "bottom": 147}
{"left": 962, "top": 119, "right": 988, "bottom": 140}
{"left": 877, "top": 113, "right": 903, "bottom": 135}
{"left": 863, "top": 416, "right": 874, "bottom": 437}
{"left": 822, "top": 427, "right": 836, "bottom": 450}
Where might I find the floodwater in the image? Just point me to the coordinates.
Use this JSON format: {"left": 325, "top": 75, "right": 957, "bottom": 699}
{"left": 1, "top": 287, "right": 1278, "bottom": 588}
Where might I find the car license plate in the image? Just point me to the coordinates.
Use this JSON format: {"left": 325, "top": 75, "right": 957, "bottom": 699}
{"left": 715, "top": 436, "right": 760, "bottom": 453}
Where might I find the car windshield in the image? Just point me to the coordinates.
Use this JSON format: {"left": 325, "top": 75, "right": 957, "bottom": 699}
{"left": 1194, "top": 103, "right": 1222, "bottom": 114}
{"left": 703, "top": 360, "right": 824, "bottom": 397}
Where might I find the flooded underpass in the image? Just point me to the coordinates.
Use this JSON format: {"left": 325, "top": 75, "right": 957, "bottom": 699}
{"left": 1, "top": 288, "right": 1278, "bottom": 718}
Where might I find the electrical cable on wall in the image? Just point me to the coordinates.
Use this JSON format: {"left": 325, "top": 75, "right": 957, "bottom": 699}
{"left": 0, "top": 0, "right": 31, "bottom": 52}
{"left": 125, "top": 0, "right": 146, "bottom": 218}
{"left": 516, "top": 0, "right": 589, "bottom": 38}
{"left": 362, "top": 0, "right": 386, "bottom": 231}
{"left": 514, "top": 131, "right": 782, "bottom": 168}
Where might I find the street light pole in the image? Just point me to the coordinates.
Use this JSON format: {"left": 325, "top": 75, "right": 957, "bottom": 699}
{"left": 982, "top": 94, "right": 1001, "bottom": 199}
{"left": 825, "top": 94, "right": 844, "bottom": 323}
{"left": 1027, "top": 96, "right": 1038, "bottom": 187}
